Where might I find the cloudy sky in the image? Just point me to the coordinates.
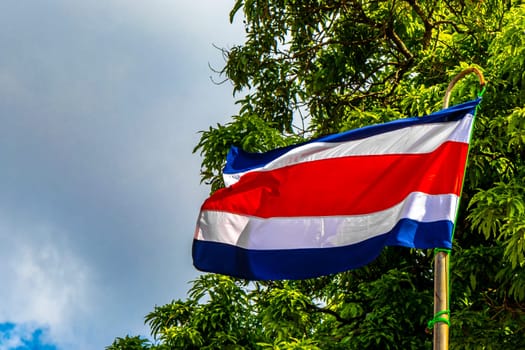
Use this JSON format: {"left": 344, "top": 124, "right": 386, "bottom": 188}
{"left": 0, "top": 1, "right": 244, "bottom": 349}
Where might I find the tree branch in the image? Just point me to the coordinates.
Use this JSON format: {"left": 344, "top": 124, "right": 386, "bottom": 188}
{"left": 307, "top": 303, "right": 362, "bottom": 325}
{"left": 434, "top": 20, "right": 465, "bottom": 33}
{"left": 385, "top": 25, "right": 414, "bottom": 61}
{"left": 404, "top": 0, "right": 433, "bottom": 48}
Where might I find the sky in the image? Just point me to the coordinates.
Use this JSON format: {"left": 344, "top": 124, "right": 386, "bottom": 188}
{"left": 0, "top": 1, "right": 245, "bottom": 349}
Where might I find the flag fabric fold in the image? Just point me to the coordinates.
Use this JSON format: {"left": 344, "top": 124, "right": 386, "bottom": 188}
{"left": 193, "top": 99, "right": 481, "bottom": 280}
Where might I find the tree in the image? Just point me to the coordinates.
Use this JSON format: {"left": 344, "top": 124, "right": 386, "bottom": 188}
{"left": 109, "top": 1, "right": 525, "bottom": 349}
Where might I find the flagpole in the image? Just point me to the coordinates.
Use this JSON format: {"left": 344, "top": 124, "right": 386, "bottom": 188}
{"left": 433, "top": 67, "right": 486, "bottom": 350}
{"left": 433, "top": 251, "right": 449, "bottom": 350}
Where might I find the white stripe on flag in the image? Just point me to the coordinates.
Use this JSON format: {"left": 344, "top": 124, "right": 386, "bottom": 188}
{"left": 224, "top": 114, "right": 473, "bottom": 186}
{"left": 196, "top": 192, "right": 458, "bottom": 250}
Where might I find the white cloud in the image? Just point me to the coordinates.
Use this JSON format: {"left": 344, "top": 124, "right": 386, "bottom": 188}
{"left": 0, "top": 217, "right": 94, "bottom": 348}
{"left": 0, "top": 1, "right": 245, "bottom": 349}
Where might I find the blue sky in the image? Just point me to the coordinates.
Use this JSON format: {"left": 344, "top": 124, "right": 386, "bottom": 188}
{"left": 0, "top": 323, "right": 56, "bottom": 350}
{"left": 0, "top": 1, "right": 244, "bottom": 349}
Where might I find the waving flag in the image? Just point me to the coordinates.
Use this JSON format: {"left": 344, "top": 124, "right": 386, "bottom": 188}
{"left": 193, "top": 99, "right": 481, "bottom": 280}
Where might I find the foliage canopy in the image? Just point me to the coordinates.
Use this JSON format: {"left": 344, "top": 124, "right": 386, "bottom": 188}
{"left": 108, "top": 1, "right": 525, "bottom": 349}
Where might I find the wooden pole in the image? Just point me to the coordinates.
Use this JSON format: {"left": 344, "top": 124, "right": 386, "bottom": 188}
{"left": 443, "top": 67, "right": 486, "bottom": 109}
{"left": 433, "top": 251, "right": 449, "bottom": 350}
{"left": 434, "top": 66, "right": 485, "bottom": 350}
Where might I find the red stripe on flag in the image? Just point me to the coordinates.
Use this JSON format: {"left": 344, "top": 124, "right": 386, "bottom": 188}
{"left": 202, "top": 141, "right": 469, "bottom": 217}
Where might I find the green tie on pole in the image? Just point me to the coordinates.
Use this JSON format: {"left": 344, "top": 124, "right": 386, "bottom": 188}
{"left": 433, "top": 67, "right": 486, "bottom": 350}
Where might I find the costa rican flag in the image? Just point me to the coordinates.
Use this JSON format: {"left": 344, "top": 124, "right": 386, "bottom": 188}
{"left": 193, "top": 99, "right": 481, "bottom": 280}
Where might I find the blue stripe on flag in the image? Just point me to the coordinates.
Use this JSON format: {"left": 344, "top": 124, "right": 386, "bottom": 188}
{"left": 193, "top": 219, "right": 453, "bottom": 280}
{"left": 223, "top": 99, "right": 480, "bottom": 174}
